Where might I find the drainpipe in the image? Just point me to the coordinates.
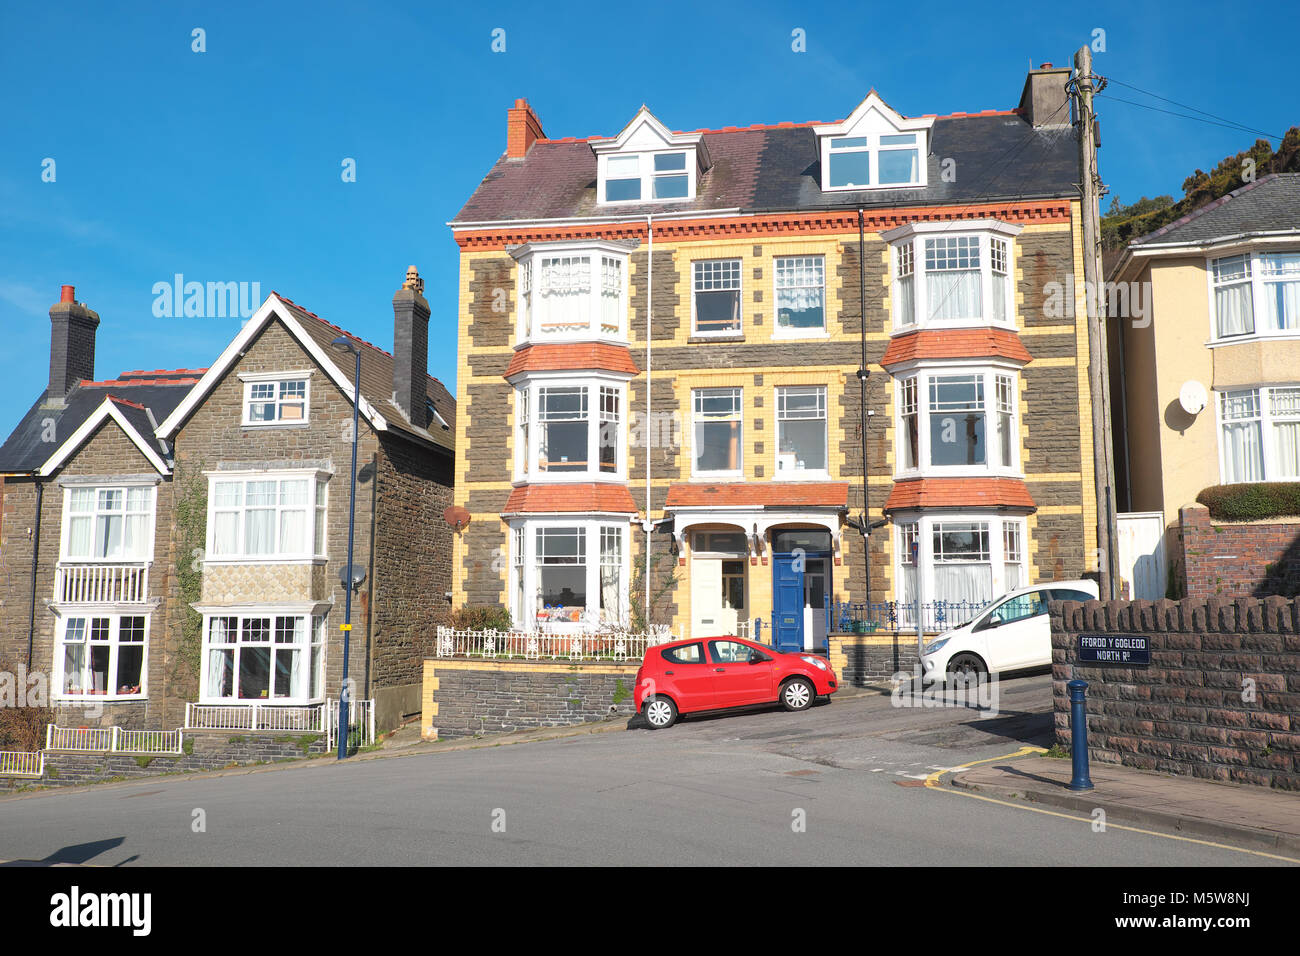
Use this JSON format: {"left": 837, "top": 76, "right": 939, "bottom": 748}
{"left": 644, "top": 214, "right": 654, "bottom": 628}
{"left": 27, "top": 478, "right": 43, "bottom": 670}
{"left": 857, "top": 209, "right": 872, "bottom": 606}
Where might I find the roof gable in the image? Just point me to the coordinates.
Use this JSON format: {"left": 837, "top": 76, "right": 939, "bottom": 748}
{"left": 39, "top": 396, "right": 171, "bottom": 477}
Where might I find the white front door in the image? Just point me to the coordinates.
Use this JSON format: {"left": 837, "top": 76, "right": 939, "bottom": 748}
{"left": 692, "top": 557, "right": 724, "bottom": 637}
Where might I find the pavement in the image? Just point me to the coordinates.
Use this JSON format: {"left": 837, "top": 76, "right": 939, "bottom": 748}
{"left": 942, "top": 751, "right": 1300, "bottom": 856}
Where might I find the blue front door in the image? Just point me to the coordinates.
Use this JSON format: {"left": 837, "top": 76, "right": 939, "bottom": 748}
{"left": 772, "top": 555, "right": 804, "bottom": 652}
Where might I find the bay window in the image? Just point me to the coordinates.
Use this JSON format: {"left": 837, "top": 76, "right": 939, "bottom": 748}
{"left": 693, "top": 387, "right": 743, "bottom": 476}
{"left": 201, "top": 613, "right": 325, "bottom": 704}
{"left": 206, "top": 472, "right": 328, "bottom": 561}
{"left": 775, "top": 256, "right": 826, "bottom": 333}
{"left": 895, "top": 368, "right": 1020, "bottom": 475}
{"left": 62, "top": 485, "right": 154, "bottom": 561}
{"left": 55, "top": 613, "right": 147, "bottom": 699}
{"left": 776, "top": 385, "right": 828, "bottom": 475}
{"left": 886, "top": 222, "right": 1022, "bottom": 330}
{"left": 1217, "top": 385, "right": 1300, "bottom": 482}
{"left": 510, "top": 519, "right": 631, "bottom": 629}
{"left": 1211, "top": 250, "right": 1300, "bottom": 340}
{"left": 512, "top": 242, "right": 629, "bottom": 344}
{"left": 895, "top": 515, "right": 1027, "bottom": 616}
{"left": 515, "top": 376, "right": 627, "bottom": 481}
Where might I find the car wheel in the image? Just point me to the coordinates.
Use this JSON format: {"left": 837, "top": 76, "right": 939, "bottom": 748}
{"left": 947, "top": 653, "right": 987, "bottom": 687}
{"left": 643, "top": 696, "right": 677, "bottom": 729}
{"left": 780, "top": 678, "right": 814, "bottom": 712}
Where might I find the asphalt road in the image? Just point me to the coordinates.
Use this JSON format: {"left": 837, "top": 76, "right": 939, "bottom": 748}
{"left": 0, "top": 674, "right": 1290, "bottom": 866}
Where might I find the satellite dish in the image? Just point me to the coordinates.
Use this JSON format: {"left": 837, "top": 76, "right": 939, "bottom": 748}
{"left": 443, "top": 505, "right": 471, "bottom": 532}
{"left": 339, "top": 564, "right": 367, "bottom": 591}
{"left": 1179, "top": 380, "right": 1208, "bottom": 415}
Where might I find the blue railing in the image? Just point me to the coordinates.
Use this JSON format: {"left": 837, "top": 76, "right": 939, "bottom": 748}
{"left": 827, "top": 598, "right": 986, "bottom": 634}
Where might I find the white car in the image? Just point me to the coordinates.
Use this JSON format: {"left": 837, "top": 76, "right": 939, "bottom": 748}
{"left": 919, "top": 579, "right": 1099, "bottom": 683}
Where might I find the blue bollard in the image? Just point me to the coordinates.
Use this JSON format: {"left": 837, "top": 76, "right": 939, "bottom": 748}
{"left": 1067, "top": 679, "right": 1093, "bottom": 791}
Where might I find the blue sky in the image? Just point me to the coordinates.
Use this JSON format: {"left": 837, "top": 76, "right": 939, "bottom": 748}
{"left": 0, "top": 1, "right": 1294, "bottom": 429}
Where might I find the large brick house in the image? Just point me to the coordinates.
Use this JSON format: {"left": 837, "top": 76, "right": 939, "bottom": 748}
{"left": 448, "top": 66, "right": 1100, "bottom": 651}
{"left": 0, "top": 271, "right": 455, "bottom": 733}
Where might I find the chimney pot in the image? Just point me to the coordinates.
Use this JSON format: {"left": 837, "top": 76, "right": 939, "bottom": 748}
{"left": 60, "top": 284, "right": 76, "bottom": 303}
{"left": 1019, "top": 61, "right": 1072, "bottom": 127}
{"left": 1040, "top": 62, "right": 1053, "bottom": 69}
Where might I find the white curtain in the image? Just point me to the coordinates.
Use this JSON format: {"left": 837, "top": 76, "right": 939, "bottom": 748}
{"left": 1222, "top": 421, "right": 1263, "bottom": 482}
{"left": 932, "top": 563, "right": 993, "bottom": 607}
{"left": 1267, "top": 280, "right": 1300, "bottom": 330}
{"left": 992, "top": 272, "right": 1008, "bottom": 324}
{"left": 206, "top": 648, "right": 232, "bottom": 698}
{"left": 895, "top": 274, "right": 914, "bottom": 326}
{"left": 927, "top": 270, "right": 981, "bottom": 320}
{"left": 1216, "top": 284, "right": 1254, "bottom": 336}
{"left": 279, "top": 509, "right": 307, "bottom": 553}
{"left": 1005, "top": 562, "right": 1024, "bottom": 592}
{"left": 245, "top": 509, "right": 275, "bottom": 554}
{"left": 212, "top": 512, "right": 239, "bottom": 554}
{"left": 1275, "top": 422, "right": 1300, "bottom": 478}
{"left": 67, "top": 515, "right": 92, "bottom": 558}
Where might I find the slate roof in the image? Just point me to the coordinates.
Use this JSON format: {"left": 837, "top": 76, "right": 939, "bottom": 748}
{"left": 1131, "top": 174, "right": 1300, "bottom": 247}
{"left": 276, "top": 295, "right": 456, "bottom": 453}
{"left": 453, "top": 114, "right": 1080, "bottom": 224}
{"left": 0, "top": 372, "right": 199, "bottom": 474}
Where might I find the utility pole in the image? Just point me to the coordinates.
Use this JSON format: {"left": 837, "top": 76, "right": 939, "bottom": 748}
{"left": 1071, "top": 44, "right": 1118, "bottom": 600}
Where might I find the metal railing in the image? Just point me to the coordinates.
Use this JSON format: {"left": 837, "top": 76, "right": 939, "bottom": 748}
{"left": 829, "top": 598, "right": 987, "bottom": 635}
{"left": 326, "top": 698, "right": 375, "bottom": 751}
{"left": 0, "top": 751, "right": 44, "bottom": 777}
{"left": 55, "top": 562, "right": 150, "bottom": 604}
{"left": 116, "top": 729, "right": 183, "bottom": 755}
{"left": 184, "top": 702, "right": 326, "bottom": 733}
{"left": 46, "top": 725, "right": 115, "bottom": 752}
{"left": 434, "top": 625, "right": 680, "bottom": 662}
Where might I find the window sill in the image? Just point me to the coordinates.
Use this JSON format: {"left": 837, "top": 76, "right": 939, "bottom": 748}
{"left": 772, "top": 329, "right": 829, "bottom": 340}
{"left": 772, "top": 470, "right": 833, "bottom": 481}
{"left": 1207, "top": 331, "right": 1300, "bottom": 348}
{"left": 689, "top": 473, "right": 745, "bottom": 482}
{"left": 688, "top": 334, "right": 745, "bottom": 343}
{"left": 196, "top": 699, "right": 325, "bottom": 708}
{"left": 241, "top": 421, "right": 312, "bottom": 429}
{"left": 202, "top": 557, "right": 328, "bottom": 566}
{"left": 890, "top": 320, "right": 1019, "bottom": 336}
{"left": 54, "top": 694, "right": 147, "bottom": 703}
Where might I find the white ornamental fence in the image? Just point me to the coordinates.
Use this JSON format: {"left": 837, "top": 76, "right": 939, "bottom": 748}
{"left": 184, "top": 702, "right": 326, "bottom": 733}
{"left": 326, "top": 698, "right": 375, "bottom": 751}
{"left": 0, "top": 751, "right": 44, "bottom": 778}
{"left": 434, "top": 625, "right": 679, "bottom": 663}
{"left": 44, "top": 725, "right": 183, "bottom": 755}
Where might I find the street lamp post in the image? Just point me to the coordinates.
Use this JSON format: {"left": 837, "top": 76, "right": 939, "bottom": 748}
{"left": 331, "top": 336, "right": 363, "bottom": 760}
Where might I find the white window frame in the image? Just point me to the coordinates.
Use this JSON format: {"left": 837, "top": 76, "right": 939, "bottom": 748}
{"left": 775, "top": 385, "right": 829, "bottom": 479}
{"left": 1208, "top": 249, "right": 1300, "bottom": 344}
{"left": 822, "top": 132, "right": 926, "bottom": 191}
{"left": 894, "top": 514, "right": 1027, "bottom": 611}
{"left": 53, "top": 612, "right": 149, "bottom": 701}
{"left": 773, "top": 255, "right": 828, "bottom": 337}
{"left": 894, "top": 366, "right": 1021, "bottom": 477}
{"left": 59, "top": 483, "right": 156, "bottom": 563}
{"left": 885, "top": 222, "right": 1021, "bottom": 332}
{"left": 513, "top": 374, "right": 628, "bottom": 483}
{"left": 691, "top": 386, "right": 744, "bottom": 479}
{"left": 691, "top": 258, "right": 744, "bottom": 337}
{"left": 204, "top": 470, "right": 330, "bottom": 564}
{"left": 511, "top": 241, "right": 629, "bottom": 346}
{"left": 1214, "top": 384, "right": 1300, "bottom": 483}
{"left": 239, "top": 371, "right": 312, "bottom": 426}
{"left": 597, "top": 149, "right": 696, "bottom": 204}
{"left": 508, "top": 517, "right": 632, "bottom": 631}
{"left": 198, "top": 611, "right": 327, "bottom": 705}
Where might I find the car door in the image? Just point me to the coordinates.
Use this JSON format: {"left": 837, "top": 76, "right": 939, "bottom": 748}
{"left": 708, "top": 639, "right": 775, "bottom": 708}
{"left": 656, "top": 642, "right": 716, "bottom": 713}
{"left": 978, "top": 589, "right": 1051, "bottom": 671}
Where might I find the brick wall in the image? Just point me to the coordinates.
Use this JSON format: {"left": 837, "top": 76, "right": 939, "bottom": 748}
{"left": 1051, "top": 596, "right": 1300, "bottom": 791}
{"left": 421, "top": 658, "right": 640, "bottom": 740}
{"left": 828, "top": 632, "right": 921, "bottom": 686}
{"left": 1180, "top": 504, "right": 1300, "bottom": 600}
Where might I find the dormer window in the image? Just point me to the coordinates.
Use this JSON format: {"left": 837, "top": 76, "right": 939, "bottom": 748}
{"left": 590, "top": 107, "right": 709, "bottom": 206}
{"left": 815, "top": 92, "right": 933, "bottom": 192}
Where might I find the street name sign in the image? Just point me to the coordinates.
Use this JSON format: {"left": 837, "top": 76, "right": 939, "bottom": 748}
{"left": 1077, "top": 633, "right": 1150, "bottom": 667}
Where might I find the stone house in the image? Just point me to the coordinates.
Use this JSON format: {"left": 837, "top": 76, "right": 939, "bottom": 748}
{"left": 447, "top": 64, "right": 1099, "bottom": 652}
{"left": 0, "top": 271, "right": 455, "bottom": 734}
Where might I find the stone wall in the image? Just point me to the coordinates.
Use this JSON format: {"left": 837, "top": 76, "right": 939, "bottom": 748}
{"left": 421, "top": 658, "right": 641, "bottom": 740}
{"left": 1180, "top": 504, "right": 1300, "bottom": 601}
{"left": 828, "top": 632, "right": 922, "bottom": 686}
{"left": 0, "top": 729, "right": 330, "bottom": 792}
{"left": 1051, "top": 596, "right": 1300, "bottom": 791}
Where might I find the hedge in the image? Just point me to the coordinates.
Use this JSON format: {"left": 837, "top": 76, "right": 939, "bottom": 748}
{"left": 448, "top": 604, "right": 514, "bottom": 631}
{"left": 1196, "top": 482, "right": 1300, "bottom": 521}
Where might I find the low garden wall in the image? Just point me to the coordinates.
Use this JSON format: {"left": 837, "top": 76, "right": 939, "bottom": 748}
{"left": 1050, "top": 596, "right": 1300, "bottom": 791}
{"left": 421, "top": 658, "right": 641, "bottom": 740}
{"left": 827, "top": 631, "right": 924, "bottom": 686}
{"left": 1181, "top": 501, "right": 1300, "bottom": 600}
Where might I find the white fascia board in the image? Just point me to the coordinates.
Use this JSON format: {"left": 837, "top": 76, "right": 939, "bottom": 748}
{"left": 813, "top": 91, "right": 935, "bottom": 139}
{"left": 588, "top": 106, "right": 705, "bottom": 154}
{"left": 509, "top": 238, "right": 636, "bottom": 261}
{"left": 881, "top": 219, "right": 1024, "bottom": 242}
{"left": 154, "top": 294, "right": 389, "bottom": 439}
{"left": 39, "top": 398, "right": 171, "bottom": 477}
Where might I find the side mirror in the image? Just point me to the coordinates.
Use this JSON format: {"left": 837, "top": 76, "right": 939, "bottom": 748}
{"left": 749, "top": 652, "right": 769, "bottom": 664}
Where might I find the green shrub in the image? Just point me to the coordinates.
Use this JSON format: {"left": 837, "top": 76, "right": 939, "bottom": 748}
{"left": 449, "top": 605, "right": 514, "bottom": 631}
{"left": 1196, "top": 483, "right": 1300, "bottom": 521}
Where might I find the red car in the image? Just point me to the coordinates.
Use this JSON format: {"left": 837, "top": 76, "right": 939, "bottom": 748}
{"left": 634, "top": 635, "right": 838, "bottom": 729}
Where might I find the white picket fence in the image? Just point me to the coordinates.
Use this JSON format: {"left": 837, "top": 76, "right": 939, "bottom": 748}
{"left": 435, "top": 625, "right": 679, "bottom": 662}
{"left": 184, "top": 702, "right": 326, "bottom": 733}
{"left": 0, "top": 751, "right": 44, "bottom": 777}
{"left": 45, "top": 724, "right": 182, "bottom": 755}
{"left": 326, "top": 698, "right": 375, "bottom": 751}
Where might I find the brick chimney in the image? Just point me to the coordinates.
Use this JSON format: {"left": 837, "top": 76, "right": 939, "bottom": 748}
{"left": 392, "top": 265, "right": 430, "bottom": 429}
{"left": 47, "top": 284, "right": 100, "bottom": 404}
{"left": 506, "top": 98, "right": 545, "bottom": 159}
{"left": 1018, "top": 62, "right": 1073, "bottom": 127}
